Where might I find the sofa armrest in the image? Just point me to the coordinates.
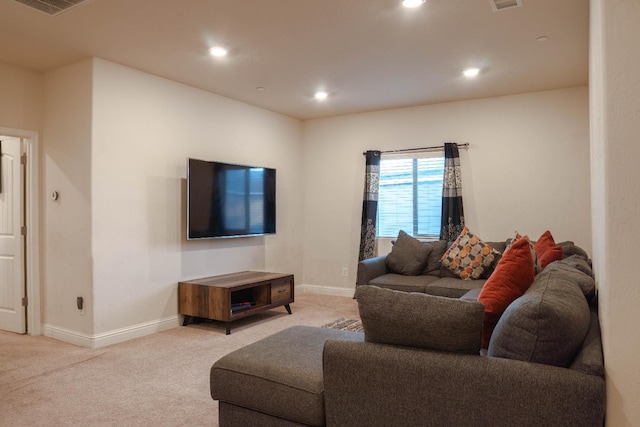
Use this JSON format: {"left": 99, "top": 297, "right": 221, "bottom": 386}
{"left": 356, "top": 256, "right": 388, "bottom": 287}
{"left": 323, "top": 340, "right": 605, "bottom": 427}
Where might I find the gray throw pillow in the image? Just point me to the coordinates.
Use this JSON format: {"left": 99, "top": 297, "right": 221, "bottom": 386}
{"left": 558, "top": 241, "right": 591, "bottom": 262}
{"left": 558, "top": 254, "right": 594, "bottom": 277}
{"left": 422, "top": 240, "right": 449, "bottom": 275}
{"left": 356, "top": 285, "right": 485, "bottom": 354}
{"left": 385, "top": 230, "right": 432, "bottom": 275}
{"left": 487, "top": 267, "right": 590, "bottom": 367}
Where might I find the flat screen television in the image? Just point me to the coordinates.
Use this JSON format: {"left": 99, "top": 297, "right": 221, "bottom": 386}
{"left": 187, "top": 158, "right": 276, "bottom": 239}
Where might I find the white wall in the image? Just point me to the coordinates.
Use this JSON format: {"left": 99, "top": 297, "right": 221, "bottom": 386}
{"left": 301, "top": 87, "right": 591, "bottom": 293}
{"left": 0, "top": 61, "right": 42, "bottom": 131}
{"left": 42, "top": 60, "right": 94, "bottom": 336}
{"left": 590, "top": 0, "right": 640, "bottom": 425}
{"left": 90, "top": 59, "right": 303, "bottom": 337}
{"left": 2, "top": 58, "right": 595, "bottom": 352}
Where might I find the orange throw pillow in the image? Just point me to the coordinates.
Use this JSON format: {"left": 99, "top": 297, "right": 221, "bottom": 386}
{"left": 534, "top": 230, "right": 565, "bottom": 269}
{"left": 539, "top": 245, "right": 564, "bottom": 269}
{"left": 534, "top": 230, "right": 556, "bottom": 259}
{"left": 478, "top": 237, "right": 535, "bottom": 348}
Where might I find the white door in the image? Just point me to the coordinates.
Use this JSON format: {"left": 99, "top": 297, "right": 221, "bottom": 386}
{"left": 0, "top": 137, "right": 26, "bottom": 334}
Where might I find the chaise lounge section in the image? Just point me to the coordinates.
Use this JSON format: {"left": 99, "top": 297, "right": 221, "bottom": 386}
{"left": 211, "top": 325, "right": 364, "bottom": 426}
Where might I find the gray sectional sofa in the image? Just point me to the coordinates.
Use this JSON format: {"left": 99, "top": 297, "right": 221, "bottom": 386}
{"left": 210, "top": 238, "right": 605, "bottom": 426}
{"left": 356, "top": 238, "right": 588, "bottom": 297}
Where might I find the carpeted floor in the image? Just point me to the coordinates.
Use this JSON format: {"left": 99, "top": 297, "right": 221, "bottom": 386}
{"left": 0, "top": 293, "right": 359, "bottom": 427}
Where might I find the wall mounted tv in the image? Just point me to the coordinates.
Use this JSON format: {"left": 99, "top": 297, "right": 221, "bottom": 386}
{"left": 187, "top": 158, "right": 276, "bottom": 239}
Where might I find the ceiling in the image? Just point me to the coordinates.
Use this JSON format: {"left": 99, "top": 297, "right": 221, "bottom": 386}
{"left": 0, "top": 0, "right": 589, "bottom": 120}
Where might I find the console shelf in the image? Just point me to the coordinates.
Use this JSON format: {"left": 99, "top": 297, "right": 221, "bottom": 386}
{"left": 178, "top": 271, "right": 294, "bottom": 334}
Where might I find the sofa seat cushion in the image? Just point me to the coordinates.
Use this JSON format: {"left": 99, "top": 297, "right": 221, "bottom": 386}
{"left": 356, "top": 285, "right": 485, "bottom": 354}
{"left": 425, "top": 277, "right": 486, "bottom": 298}
{"left": 210, "top": 325, "right": 364, "bottom": 426}
{"left": 487, "top": 266, "right": 590, "bottom": 367}
{"left": 369, "top": 273, "right": 440, "bottom": 293}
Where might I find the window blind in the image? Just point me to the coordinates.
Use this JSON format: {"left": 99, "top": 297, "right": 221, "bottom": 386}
{"left": 377, "top": 151, "right": 444, "bottom": 238}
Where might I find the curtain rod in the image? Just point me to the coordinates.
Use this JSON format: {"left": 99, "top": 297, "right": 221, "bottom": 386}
{"left": 363, "top": 142, "right": 469, "bottom": 155}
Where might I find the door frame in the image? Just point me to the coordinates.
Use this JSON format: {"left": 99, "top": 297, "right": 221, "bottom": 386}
{"left": 0, "top": 126, "right": 40, "bottom": 335}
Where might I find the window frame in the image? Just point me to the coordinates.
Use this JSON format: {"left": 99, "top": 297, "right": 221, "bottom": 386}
{"left": 376, "top": 150, "right": 444, "bottom": 239}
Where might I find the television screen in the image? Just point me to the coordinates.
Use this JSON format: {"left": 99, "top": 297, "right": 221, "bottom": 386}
{"left": 187, "top": 158, "right": 276, "bottom": 239}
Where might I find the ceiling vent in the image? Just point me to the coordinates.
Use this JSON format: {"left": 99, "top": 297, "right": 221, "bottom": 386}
{"left": 12, "top": 0, "right": 93, "bottom": 16}
{"left": 489, "top": 0, "right": 523, "bottom": 12}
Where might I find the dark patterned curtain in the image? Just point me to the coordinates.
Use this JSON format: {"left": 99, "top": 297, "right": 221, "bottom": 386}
{"left": 440, "top": 143, "right": 465, "bottom": 241}
{"left": 358, "top": 150, "right": 381, "bottom": 261}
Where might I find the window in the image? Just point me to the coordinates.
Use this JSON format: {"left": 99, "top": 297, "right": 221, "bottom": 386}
{"left": 377, "top": 153, "right": 444, "bottom": 238}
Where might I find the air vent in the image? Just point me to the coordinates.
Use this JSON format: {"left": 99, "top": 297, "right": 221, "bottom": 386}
{"left": 489, "top": 0, "right": 522, "bottom": 12}
{"left": 13, "top": 0, "right": 92, "bottom": 16}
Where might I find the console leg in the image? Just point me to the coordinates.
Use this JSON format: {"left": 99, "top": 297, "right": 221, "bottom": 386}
{"left": 182, "top": 315, "right": 191, "bottom": 326}
{"left": 226, "top": 323, "right": 231, "bottom": 335}
{"left": 285, "top": 304, "right": 292, "bottom": 315}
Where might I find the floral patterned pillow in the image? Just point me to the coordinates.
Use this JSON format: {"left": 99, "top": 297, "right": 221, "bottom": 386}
{"left": 441, "top": 227, "right": 501, "bottom": 280}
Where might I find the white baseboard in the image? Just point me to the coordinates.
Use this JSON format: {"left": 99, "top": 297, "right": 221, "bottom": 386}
{"left": 43, "top": 324, "right": 93, "bottom": 348}
{"left": 42, "top": 285, "right": 354, "bottom": 348}
{"left": 296, "top": 284, "right": 355, "bottom": 298}
{"left": 43, "top": 315, "right": 180, "bottom": 349}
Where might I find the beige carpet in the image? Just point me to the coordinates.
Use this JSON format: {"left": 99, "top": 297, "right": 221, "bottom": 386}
{"left": 0, "top": 293, "right": 359, "bottom": 426}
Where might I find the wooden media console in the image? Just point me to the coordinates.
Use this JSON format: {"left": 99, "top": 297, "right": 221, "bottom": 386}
{"left": 178, "top": 271, "right": 294, "bottom": 334}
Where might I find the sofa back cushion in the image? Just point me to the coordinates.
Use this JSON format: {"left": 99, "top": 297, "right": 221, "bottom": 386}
{"left": 356, "top": 285, "right": 484, "bottom": 354}
{"left": 569, "top": 311, "right": 605, "bottom": 377}
{"left": 487, "top": 265, "right": 591, "bottom": 367}
{"left": 546, "top": 256, "right": 596, "bottom": 301}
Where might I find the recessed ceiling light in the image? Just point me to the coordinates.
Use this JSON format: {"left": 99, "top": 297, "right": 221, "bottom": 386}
{"left": 536, "top": 36, "right": 549, "bottom": 42}
{"left": 209, "top": 46, "right": 228, "bottom": 57}
{"left": 402, "top": 0, "right": 426, "bottom": 7}
{"left": 314, "top": 91, "right": 328, "bottom": 100}
{"left": 463, "top": 68, "right": 480, "bottom": 78}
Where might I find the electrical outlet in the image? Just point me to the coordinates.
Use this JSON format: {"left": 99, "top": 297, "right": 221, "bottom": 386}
{"left": 342, "top": 268, "right": 348, "bottom": 277}
{"left": 77, "top": 296, "right": 85, "bottom": 315}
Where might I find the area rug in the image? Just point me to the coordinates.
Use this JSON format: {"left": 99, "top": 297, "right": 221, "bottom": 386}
{"left": 322, "top": 318, "right": 363, "bottom": 332}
